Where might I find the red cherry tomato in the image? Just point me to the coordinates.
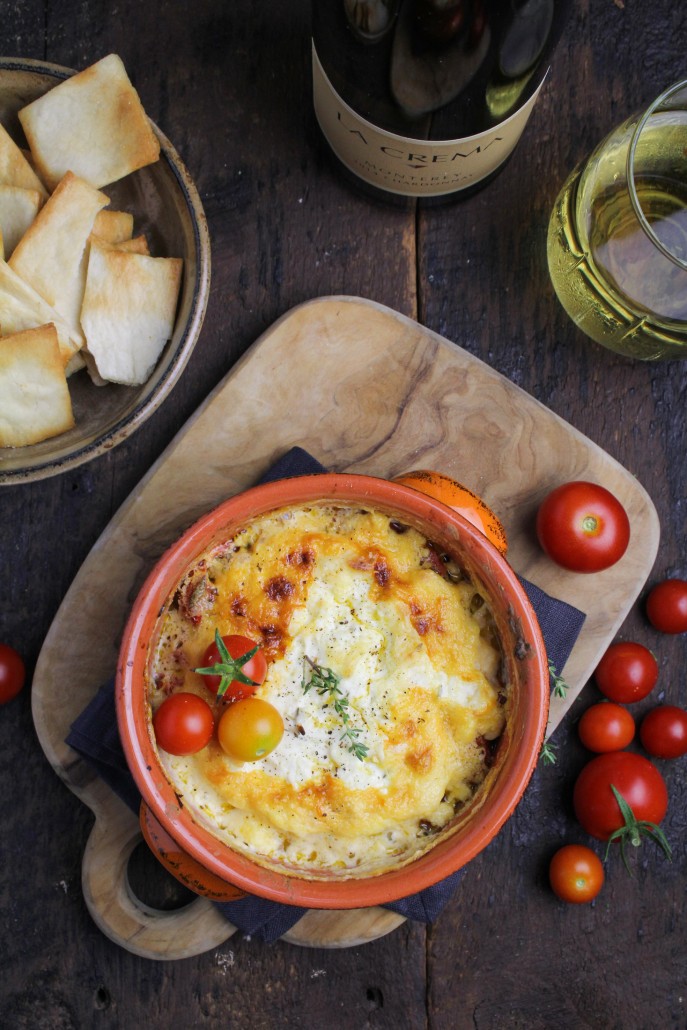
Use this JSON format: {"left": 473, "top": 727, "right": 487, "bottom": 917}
{"left": 573, "top": 751, "right": 668, "bottom": 841}
{"left": 197, "top": 634, "right": 267, "bottom": 701}
{"left": 217, "top": 697, "right": 284, "bottom": 762}
{"left": 646, "top": 579, "right": 687, "bottom": 634}
{"left": 594, "top": 641, "right": 658, "bottom": 703}
{"left": 0, "top": 643, "right": 26, "bottom": 704}
{"left": 640, "top": 705, "right": 687, "bottom": 759}
{"left": 578, "top": 702, "right": 635, "bottom": 753}
{"left": 153, "top": 692, "right": 214, "bottom": 756}
{"left": 536, "top": 481, "right": 630, "bottom": 573}
{"left": 549, "top": 844, "right": 605, "bottom": 903}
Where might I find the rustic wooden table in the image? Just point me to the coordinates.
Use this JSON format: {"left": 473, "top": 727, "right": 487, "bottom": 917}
{"left": 2, "top": 1, "right": 686, "bottom": 1027}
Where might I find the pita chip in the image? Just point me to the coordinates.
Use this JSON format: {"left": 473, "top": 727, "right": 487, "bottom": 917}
{"left": 108, "top": 234, "right": 149, "bottom": 255}
{"left": 0, "top": 323, "right": 74, "bottom": 446}
{"left": 64, "top": 350, "right": 86, "bottom": 377}
{"left": 18, "top": 54, "right": 160, "bottom": 191}
{"left": 0, "top": 258, "right": 82, "bottom": 365}
{"left": 72, "top": 233, "right": 151, "bottom": 346}
{"left": 0, "top": 122, "right": 48, "bottom": 199}
{"left": 81, "top": 238, "right": 182, "bottom": 385}
{"left": 0, "top": 185, "right": 42, "bottom": 257}
{"left": 8, "top": 171, "right": 109, "bottom": 336}
{"left": 91, "top": 208, "right": 134, "bottom": 245}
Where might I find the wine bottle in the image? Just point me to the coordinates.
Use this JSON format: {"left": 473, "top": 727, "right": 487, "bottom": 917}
{"left": 312, "top": 0, "right": 571, "bottom": 199}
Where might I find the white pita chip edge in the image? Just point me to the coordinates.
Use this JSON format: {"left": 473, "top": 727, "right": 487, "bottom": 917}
{"left": 8, "top": 171, "right": 109, "bottom": 335}
{"left": 0, "top": 185, "right": 42, "bottom": 258}
{"left": 18, "top": 54, "right": 161, "bottom": 190}
{"left": 0, "top": 122, "right": 49, "bottom": 198}
{"left": 0, "top": 323, "right": 75, "bottom": 447}
{"left": 0, "top": 258, "right": 82, "bottom": 365}
{"left": 81, "top": 241, "right": 182, "bottom": 386}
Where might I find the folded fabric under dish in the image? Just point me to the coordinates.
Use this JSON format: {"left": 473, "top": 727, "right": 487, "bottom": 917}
{"left": 66, "top": 446, "right": 586, "bottom": 943}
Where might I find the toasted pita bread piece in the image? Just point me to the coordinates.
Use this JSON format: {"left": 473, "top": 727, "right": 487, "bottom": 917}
{"left": 0, "top": 186, "right": 42, "bottom": 258}
{"left": 64, "top": 350, "right": 86, "bottom": 376}
{"left": 74, "top": 234, "right": 150, "bottom": 326}
{"left": 0, "top": 323, "right": 74, "bottom": 446}
{"left": 18, "top": 54, "right": 161, "bottom": 191}
{"left": 110, "top": 234, "right": 149, "bottom": 255}
{"left": 92, "top": 208, "right": 134, "bottom": 245}
{"left": 0, "top": 259, "right": 82, "bottom": 366}
{"left": 9, "top": 171, "right": 109, "bottom": 337}
{"left": 81, "top": 238, "right": 182, "bottom": 385}
{"left": 0, "top": 122, "right": 48, "bottom": 199}
{"left": 88, "top": 228, "right": 149, "bottom": 253}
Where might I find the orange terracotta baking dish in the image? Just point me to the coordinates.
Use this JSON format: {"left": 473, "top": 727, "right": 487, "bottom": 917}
{"left": 116, "top": 473, "right": 549, "bottom": 909}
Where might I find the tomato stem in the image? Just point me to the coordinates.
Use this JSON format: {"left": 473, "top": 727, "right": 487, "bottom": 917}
{"left": 605, "top": 785, "right": 672, "bottom": 872}
{"left": 195, "top": 629, "right": 260, "bottom": 700}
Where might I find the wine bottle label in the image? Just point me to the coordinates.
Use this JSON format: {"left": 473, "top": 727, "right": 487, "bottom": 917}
{"left": 313, "top": 45, "right": 546, "bottom": 198}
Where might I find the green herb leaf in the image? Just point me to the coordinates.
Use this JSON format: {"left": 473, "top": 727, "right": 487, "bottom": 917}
{"left": 604, "top": 784, "right": 672, "bottom": 872}
{"left": 540, "top": 740, "right": 557, "bottom": 765}
{"left": 301, "top": 656, "right": 369, "bottom": 761}
{"left": 548, "top": 660, "right": 569, "bottom": 699}
{"left": 194, "top": 628, "right": 260, "bottom": 700}
{"left": 302, "top": 656, "right": 342, "bottom": 697}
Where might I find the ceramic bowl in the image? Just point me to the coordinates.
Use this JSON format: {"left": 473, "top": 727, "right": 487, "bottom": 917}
{"left": 0, "top": 57, "right": 210, "bottom": 485}
{"left": 116, "top": 473, "right": 549, "bottom": 909}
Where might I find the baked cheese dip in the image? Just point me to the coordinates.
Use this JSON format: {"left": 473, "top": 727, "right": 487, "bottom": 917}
{"left": 147, "top": 503, "right": 508, "bottom": 878}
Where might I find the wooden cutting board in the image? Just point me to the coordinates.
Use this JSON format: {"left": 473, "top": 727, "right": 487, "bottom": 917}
{"left": 31, "top": 296, "right": 659, "bottom": 960}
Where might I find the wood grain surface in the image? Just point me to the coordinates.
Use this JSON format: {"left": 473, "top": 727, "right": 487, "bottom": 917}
{"left": 1, "top": 1, "right": 686, "bottom": 1028}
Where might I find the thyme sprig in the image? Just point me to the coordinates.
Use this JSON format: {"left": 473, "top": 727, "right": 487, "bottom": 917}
{"left": 548, "top": 660, "right": 569, "bottom": 699}
{"left": 540, "top": 740, "right": 558, "bottom": 765}
{"left": 301, "top": 656, "right": 369, "bottom": 761}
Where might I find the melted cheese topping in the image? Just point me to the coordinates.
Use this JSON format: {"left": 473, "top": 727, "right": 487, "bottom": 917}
{"left": 148, "top": 504, "right": 507, "bottom": 878}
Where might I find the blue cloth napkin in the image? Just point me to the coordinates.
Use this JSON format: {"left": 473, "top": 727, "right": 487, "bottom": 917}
{"left": 66, "top": 447, "right": 585, "bottom": 942}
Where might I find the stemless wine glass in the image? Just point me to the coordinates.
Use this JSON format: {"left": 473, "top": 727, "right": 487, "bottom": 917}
{"left": 547, "top": 79, "right": 687, "bottom": 360}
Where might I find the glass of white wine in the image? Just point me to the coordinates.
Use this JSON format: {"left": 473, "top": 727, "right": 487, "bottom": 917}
{"left": 547, "top": 79, "right": 687, "bottom": 360}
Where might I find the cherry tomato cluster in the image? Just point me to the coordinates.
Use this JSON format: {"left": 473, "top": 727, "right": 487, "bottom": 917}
{"left": 152, "top": 633, "right": 284, "bottom": 763}
{"left": 536, "top": 483, "right": 687, "bottom": 904}
{"left": 549, "top": 585, "right": 687, "bottom": 904}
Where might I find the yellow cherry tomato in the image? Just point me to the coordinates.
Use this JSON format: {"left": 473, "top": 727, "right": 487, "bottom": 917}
{"left": 217, "top": 697, "right": 284, "bottom": 762}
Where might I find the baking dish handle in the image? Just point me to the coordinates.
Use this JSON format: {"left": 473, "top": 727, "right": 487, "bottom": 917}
{"left": 79, "top": 787, "right": 237, "bottom": 959}
{"left": 139, "top": 801, "right": 246, "bottom": 902}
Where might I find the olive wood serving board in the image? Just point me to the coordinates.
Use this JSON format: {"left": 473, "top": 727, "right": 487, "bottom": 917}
{"left": 31, "top": 296, "right": 659, "bottom": 960}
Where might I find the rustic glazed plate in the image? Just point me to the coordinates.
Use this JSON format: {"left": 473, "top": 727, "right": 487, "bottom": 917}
{"left": 0, "top": 57, "right": 211, "bottom": 485}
